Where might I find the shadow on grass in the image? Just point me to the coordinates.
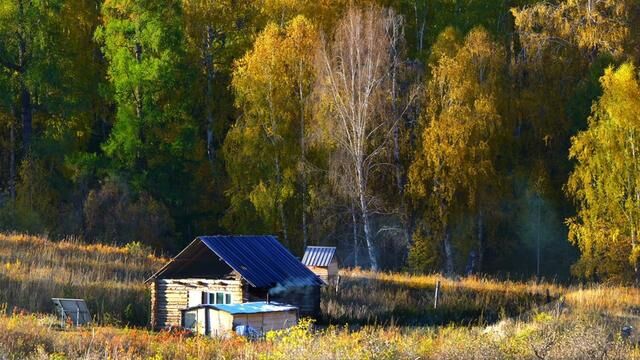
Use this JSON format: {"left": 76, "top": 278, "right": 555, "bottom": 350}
{"left": 320, "top": 274, "right": 553, "bottom": 327}
{"left": 0, "top": 273, "right": 149, "bottom": 326}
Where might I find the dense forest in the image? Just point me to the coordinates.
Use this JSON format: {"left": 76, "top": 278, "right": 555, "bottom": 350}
{"left": 0, "top": 0, "right": 639, "bottom": 282}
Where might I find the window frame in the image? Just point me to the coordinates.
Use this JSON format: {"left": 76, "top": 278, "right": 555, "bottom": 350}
{"left": 204, "top": 291, "right": 232, "bottom": 305}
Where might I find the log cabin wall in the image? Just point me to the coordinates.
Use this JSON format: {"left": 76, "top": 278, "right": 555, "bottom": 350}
{"left": 327, "top": 260, "right": 338, "bottom": 281}
{"left": 150, "top": 278, "right": 243, "bottom": 330}
{"left": 307, "top": 265, "right": 329, "bottom": 282}
{"left": 307, "top": 259, "right": 338, "bottom": 283}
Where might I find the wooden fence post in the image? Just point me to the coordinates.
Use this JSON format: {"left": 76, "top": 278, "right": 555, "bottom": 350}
{"left": 546, "top": 288, "right": 551, "bottom": 303}
{"left": 434, "top": 280, "right": 441, "bottom": 309}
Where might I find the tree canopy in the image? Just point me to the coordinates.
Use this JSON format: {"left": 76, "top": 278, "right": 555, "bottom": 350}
{"left": 0, "top": 0, "right": 639, "bottom": 282}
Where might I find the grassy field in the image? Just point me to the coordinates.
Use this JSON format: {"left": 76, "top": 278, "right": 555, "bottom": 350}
{"left": 0, "top": 233, "right": 165, "bottom": 325}
{"left": 0, "top": 233, "right": 639, "bottom": 359}
{"left": 322, "top": 269, "right": 564, "bottom": 326}
{"left": 1, "top": 306, "right": 638, "bottom": 359}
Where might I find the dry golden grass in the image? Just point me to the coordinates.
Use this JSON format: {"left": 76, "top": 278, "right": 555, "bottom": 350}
{"left": 1, "top": 233, "right": 640, "bottom": 359}
{"left": 0, "top": 311, "right": 638, "bottom": 360}
{"left": 564, "top": 286, "right": 640, "bottom": 315}
{"left": 324, "top": 269, "right": 640, "bottom": 326}
{"left": 346, "top": 268, "right": 565, "bottom": 296}
{"left": 0, "top": 232, "right": 165, "bottom": 324}
{"left": 322, "top": 269, "right": 566, "bottom": 326}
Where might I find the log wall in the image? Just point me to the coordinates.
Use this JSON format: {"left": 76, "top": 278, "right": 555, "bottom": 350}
{"left": 150, "top": 278, "right": 243, "bottom": 330}
{"left": 307, "top": 260, "right": 338, "bottom": 284}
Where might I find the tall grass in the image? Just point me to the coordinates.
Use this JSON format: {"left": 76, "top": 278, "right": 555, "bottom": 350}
{"left": 2, "top": 232, "right": 638, "bottom": 327}
{"left": 1, "top": 233, "right": 640, "bottom": 359}
{"left": 0, "top": 233, "right": 165, "bottom": 324}
{"left": 564, "top": 286, "right": 640, "bottom": 315}
{"left": 0, "top": 311, "right": 638, "bottom": 359}
{"left": 322, "top": 269, "right": 565, "bottom": 326}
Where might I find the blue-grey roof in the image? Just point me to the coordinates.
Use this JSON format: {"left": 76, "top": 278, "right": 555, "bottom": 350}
{"left": 213, "top": 301, "right": 297, "bottom": 315}
{"left": 148, "top": 235, "right": 323, "bottom": 288}
{"left": 180, "top": 301, "right": 297, "bottom": 314}
{"left": 302, "top": 246, "right": 336, "bottom": 267}
{"left": 200, "top": 235, "right": 323, "bottom": 288}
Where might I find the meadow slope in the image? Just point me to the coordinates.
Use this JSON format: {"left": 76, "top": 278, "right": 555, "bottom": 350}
{"left": 0, "top": 233, "right": 639, "bottom": 359}
{"left": 0, "top": 233, "right": 165, "bottom": 325}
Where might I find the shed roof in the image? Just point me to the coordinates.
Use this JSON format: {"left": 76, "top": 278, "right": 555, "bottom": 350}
{"left": 180, "top": 301, "right": 297, "bottom": 314}
{"left": 302, "top": 246, "right": 337, "bottom": 267}
{"left": 217, "top": 301, "right": 297, "bottom": 315}
{"left": 147, "top": 235, "right": 323, "bottom": 288}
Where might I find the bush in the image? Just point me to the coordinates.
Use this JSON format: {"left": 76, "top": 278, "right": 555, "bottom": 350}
{"left": 84, "top": 179, "right": 175, "bottom": 250}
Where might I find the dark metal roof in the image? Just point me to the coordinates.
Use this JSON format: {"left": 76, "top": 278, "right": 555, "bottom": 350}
{"left": 302, "top": 246, "right": 336, "bottom": 267}
{"left": 147, "top": 235, "right": 323, "bottom": 288}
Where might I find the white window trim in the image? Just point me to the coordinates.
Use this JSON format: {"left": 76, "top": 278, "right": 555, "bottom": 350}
{"left": 204, "top": 291, "right": 232, "bottom": 305}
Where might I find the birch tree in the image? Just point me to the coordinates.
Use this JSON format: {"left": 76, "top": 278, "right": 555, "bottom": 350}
{"left": 408, "top": 27, "right": 504, "bottom": 274}
{"left": 317, "top": 7, "right": 401, "bottom": 270}
{"left": 512, "top": 0, "right": 630, "bottom": 60}
{"left": 224, "top": 16, "right": 318, "bottom": 250}
{"left": 183, "top": 0, "right": 257, "bottom": 167}
{"left": 566, "top": 63, "right": 640, "bottom": 283}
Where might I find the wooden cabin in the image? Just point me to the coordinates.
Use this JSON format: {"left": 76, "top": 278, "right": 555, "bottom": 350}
{"left": 180, "top": 302, "right": 298, "bottom": 337}
{"left": 302, "top": 246, "right": 338, "bottom": 284}
{"left": 145, "top": 235, "right": 323, "bottom": 330}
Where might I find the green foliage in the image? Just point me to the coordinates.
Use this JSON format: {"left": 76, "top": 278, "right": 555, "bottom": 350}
{"left": 123, "top": 301, "right": 148, "bottom": 326}
{"left": 408, "top": 228, "right": 441, "bottom": 273}
{"left": 0, "top": 156, "right": 58, "bottom": 234}
{"left": 96, "top": 0, "right": 189, "bottom": 174}
{"left": 83, "top": 180, "right": 175, "bottom": 249}
{"left": 1, "top": 0, "right": 640, "bottom": 281}
{"left": 95, "top": 0, "right": 216, "bottom": 246}
{"left": 0, "top": 0, "right": 66, "bottom": 93}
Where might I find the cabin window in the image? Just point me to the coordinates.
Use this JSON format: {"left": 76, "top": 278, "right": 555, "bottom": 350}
{"left": 205, "top": 291, "right": 232, "bottom": 304}
{"left": 183, "top": 310, "right": 197, "bottom": 330}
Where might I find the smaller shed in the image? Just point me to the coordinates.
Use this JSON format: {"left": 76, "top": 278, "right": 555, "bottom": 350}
{"left": 181, "top": 301, "right": 297, "bottom": 337}
{"left": 302, "top": 246, "right": 338, "bottom": 284}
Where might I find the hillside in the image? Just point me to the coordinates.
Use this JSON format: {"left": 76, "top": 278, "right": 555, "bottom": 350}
{"left": 0, "top": 233, "right": 165, "bottom": 325}
{"left": 1, "top": 233, "right": 639, "bottom": 359}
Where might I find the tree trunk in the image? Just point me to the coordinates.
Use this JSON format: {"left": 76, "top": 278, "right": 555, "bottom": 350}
{"left": 134, "top": 41, "right": 145, "bottom": 172}
{"left": 388, "top": 21, "right": 413, "bottom": 260}
{"left": 443, "top": 228, "right": 454, "bottom": 275}
{"left": 357, "top": 164, "right": 378, "bottom": 271}
{"left": 361, "top": 193, "right": 378, "bottom": 271}
{"left": 352, "top": 200, "right": 359, "bottom": 267}
{"left": 20, "top": 83, "right": 32, "bottom": 151}
{"left": 205, "top": 25, "right": 215, "bottom": 165}
{"left": 274, "top": 155, "right": 288, "bottom": 246}
{"left": 477, "top": 208, "right": 484, "bottom": 272}
{"left": 413, "top": 1, "right": 426, "bottom": 53}
{"left": 632, "top": 221, "right": 639, "bottom": 283}
{"left": 631, "top": 130, "right": 639, "bottom": 283}
{"left": 9, "top": 118, "right": 16, "bottom": 200}
{"left": 298, "top": 74, "right": 308, "bottom": 249}
{"left": 17, "top": 0, "right": 32, "bottom": 151}
{"left": 536, "top": 194, "right": 541, "bottom": 280}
